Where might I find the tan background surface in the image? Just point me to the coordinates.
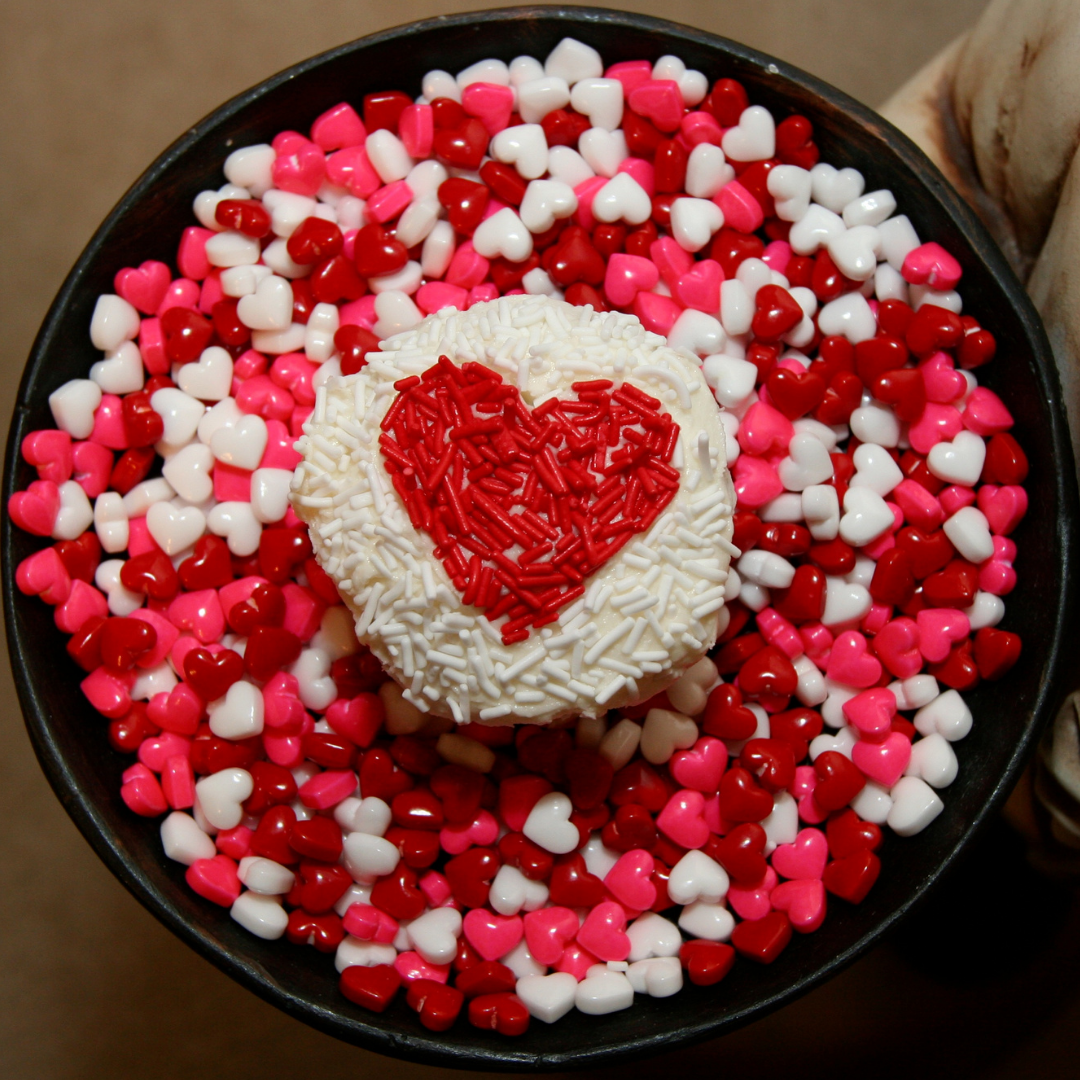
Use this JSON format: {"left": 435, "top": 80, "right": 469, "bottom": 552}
{"left": 3, "top": 2, "right": 1079, "bottom": 1077}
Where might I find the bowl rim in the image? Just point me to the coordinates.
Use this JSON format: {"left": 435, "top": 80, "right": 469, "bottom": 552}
{"left": 5, "top": 5, "right": 1079, "bottom": 1071}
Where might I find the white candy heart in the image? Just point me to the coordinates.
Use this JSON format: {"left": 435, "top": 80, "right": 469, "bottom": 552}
{"left": 738, "top": 549, "right": 796, "bottom": 589}
{"left": 262, "top": 190, "right": 318, "bottom": 239}
{"left": 653, "top": 54, "right": 708, "bottom": 105}
{"left": 794, "top": 654, "right": 828, "bottom": 706}
{"left": 626, "top": 912, "right": 682, "bottom": 961}
{"left": 762, "top": 789, "right": 799, "bottom": 852}
{"left": 207, "top": 501, "right": 262, "bottom": 556}
{"left": 677, "top": 901, "right": 735, "bottom": 942}
{"left": 472, "top": 207, "right": 534, "bottom": 262}
{"left": 250, "top": 467, "right": 292, "bottom": 523}
{"left": 888, "top": 675, "right": 940, "bottom": 711}
{"left": 421, "top": 221, "right": 456, "bottom": 280}
{"left": 965, "top": 591, "right": 1005, "bottom": 630}
{"left": 578, "top": 127, "right": 629, "bottom": 178}
{"left": 878, "top": 214, "right": 921, "bottom": 271}
{"left": 49, "top": 379, "right": 102, "bottom": 440}
{"left": 849, "top": 401, "right": 901, "bottom": 447}
{"left": 767, "top": 164, "right": 812, "bottom": 222}
{"left": 161, "top": 811, "right": 217, "bottom": 865}
{"left": 501, "top": 938, "right": 546, "bottom": 979}
{"left": 121, "top": 477, "right": 173, "bottom": 519}
{"left": 334, "top": 937, "right": 397, "bottom": 973}
{"left": 875, "top": 263, "right": 909, "bottom": 302}
{"left": 519, "top": 179, "right": 578, "bottom": 234}
{"left": 942, "top": 506, "right": 994, "bottom": 563}
{"left": 516, "top": 972, "right": 578, "bottom": 1024}
{"left": 231, "top": 893, "right": 289, "bottom": 941}
{"left": 719, "top": 279, "right": 753, "bottom": 337}
{"left": 210, "top": 413, "right": 268, "bottom": 470}
{"left": 887, "top": 776, "right": 944, "bottom": 837}
{"left": 850, "top": 780, "right": 893, "bottom": 824}
{"left": 193, "top": 184, "right": 249, "bottom": 230}
{"left": 522, "top": 267, "right": 560, "bottom": 297}
{"left": 810, "top": 722, "right": 858, "bottom": 758}
{"left": 906, "top": 733, "right": 958, "bottom": 789}
{"left": 598, "top": 717, "right": 642, "bottom": 772}
{"left": 639, "top": 708, "right": 698, "bottom": 765}
{"left": 669, "top": 197, "right": 724, "bottom": 252}
{"left": 224, "top": 143, "right": 275, "bottom": 196}
{"left": 178, "top": 345, "right": 234, "bottom": 402}
{"left": 94, "top": 559, "right": 142, "bottom": 616}
{"left": 334, "top": 795, "right": 392, "bottom": 836}
{"left": 207, "top": 680, "right": 264, "bottom": 738}
{"left": 522, "top": 791, "right": 578, "bottom": 854}
{"left": 290, "top": 647, "right": 338, "bottom": 711}
{"left": 667, "top": 850, "right": 729, "bottom": 905}
{"left": 130, "top": 661, "right": 177, "bottom": 703}
{"left": 811, "top": 163, "right": 865, "bottom": 213}
{"left": 311, "top": 607, "right": 359, "bottom": 662}
{"left": 343, "top": 831, "right": 400, "bottom": 881}
{"left": 627, "top": 956, "right": 683, "bottom": 997}
{"left": 575, "top": 969, "right": 634, "bottom": 1015}
{"left": 516, "top": 75, "right": 571, "bottom": 123}
{"left": 721, "top": 105, "right": 775, "bottom": 162}
{"left": 238, "top": 855, "right": 295, "bottom": 895}
{"left": 407, "top": 907, "right": 462, "bottom": 965}
{"left": 146, "top": 501, "right": 206, "bottom": 555}
{"left": 456, "top": 57, "right": 510, "bottom": 90}
{"left": 685, "top": 143, "right": 734, "bottom": 198}
{"left": 205, "top": 230, "right": 261, "bottom": 268}
{"left": 237, "top": 274, "right": 293, "bottom": 332}
{"left": 94, "top": 492, "right": 129, "bottom": 554}
{"left": 221, "top": 264, "right": 272, "bottom": 299}
{"left": 827, "top": 224, "right": 881, "bottom": 282}
{"left": 304, "top": 301, "right": 340, "bottom": 363}
{"left": 547, "top": 145, "right": 595, "bottom": 188}
{"left": 491, "top": 123, "right": 549, "bottom": 180}
{"left": 570, "top": 77, "right": 623, "bottom": 130}
{"left": 704, "top": 353, "right": 756, "bottom": 408}
{"left": 365, "top": 129, "right": 412, "bottom": 184}
{"left": 197, "top": 397, "right": 242, "bottom": 447}
{"left": 668, "top": 310, "right": 725, "bottom": 355}
{"left": 583, "top": 833, "right": 621, "bottom": 880}
{"left": 373, "top": 290, "right": 423, "bottom": 338}
{"left": 544, "top": 36, "right": 602, "bottom": 85}
{"left": 789, "top": 203, "right": 846, "bottom": 256}
{"left": 162, "top": 442, "right": 215, "bottom": 504}
{"left": 90, "top": 294, "right": 140, "bottom": 353}
{"left": 394, "top": 197, "right": 440, "bottom": 251}
{"left": 817, "top": 291, "right": 877, "bottom": 344}
{"left": 405, "top": 159, "right": 449, "bottom": 200}
{"left": 195, "top": 768, "right": 253, "bottom": 830}
{"left": 90, "top": 340, "right": 144, "bottom": 395}
{"left": 843, "top": 189, "right": 897, "bottom": 227}
{"left": 368, "top": 259, "right": 422, "bottom": 296}
{"left": 914, "top": 689, "right": 973, "bottom": 742}
{"left": 509, "top": 55, "right": 545, "bottom": 86}
{"left": 422, "top": 68, "right": 460, "bottom": 102}
{"left": 927, "top": 430, "right": 986, "bottom": 486}
{"left": 52, "top": 480, "right": 94, "bottom": 541}
{"left": 152, "top": 387, "right": 205, "bottom": 453}
{"left": 839, "top": 486, "right": 893, "bottom": 546}
{"left": 489, "top": 864, "right": 550, "bottom": 915}
{"left": 778, "top": 432, "right": 833, "bottom": 492}
{"left": 666, "top": 657, "right": 719, "bottom": 716}
{"left": 822, "top": 576, "right": 872, "bottom": 628}
{"left": 850, "top": 442, "right": 903, "bottom": 496}
{"left": 802, "top": 484, "right": 840, "bottom": 541}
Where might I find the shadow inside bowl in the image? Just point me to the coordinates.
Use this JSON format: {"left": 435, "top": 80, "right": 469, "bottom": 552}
{"left": 4, "top": 6, "right": 1077, "bottom": 1072}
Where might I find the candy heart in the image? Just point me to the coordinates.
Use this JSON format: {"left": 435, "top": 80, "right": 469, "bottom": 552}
{"left": 842, "top": 686, "right": 898, "bottom": 738}
{"left": 49, "top": 379, "right": 102, "bottom": 440}
{"left": 670, "top": 737, "right": 728, "bottom": 793}
{"left": 625, "top": 911, "right": 682, "bottom": 961}
{"left": 916, "top": 607, "right": 970, "bottom": 663}
{"left": 15, "top": 547, "right": 71, "bottom": 605}
{"left": 905, "top": 732, "right": 959, "bottom": 788}
{"left": 89, "top": 341, "right": 144, "bottom": 396}
{"left": 680, "top": 940, "right": 736, "bottom": 986}
{"left": 839, "top": 487, "right": 894, "bottom": 547}
{"left": 522, "top": 792, "right": 579, "bottom": 855}
{"left": 721, "top": 105, "right": 775, "bottom": 162}
{"left": 162, "top": 443, "right": 214, "bottom": 504}
{"left": 767, "top": 164, "right": 812, "bottom": 221}
{"left": 519, "top": 179, "right": 578, "bottom": 234}
{"left": 770, "top": 878, "right": 826, "bottom": 932}
{"left": 90, "top": 293, "right": 140, "bottom": 353}
{"left": 115, "top": 260, "right": 171, "bottom": 314}
{"left": 569, "top": 77, "right": 623, "bottom": 131}
{"left": 887, "top": 775, "right": 944, "bottom": 836}
{"left": 685, "top": 143, "right": 735, "bottom": 198}
{"left": 490, "top": 123, "right": 549, "bottom": 180}
{"left": 207, "top": 680, "right": 265, "bottom": 739}
{"left": 407, "top": 907, "right": 463, "bottom": 966}
{"left": 604, "top": 849, "right": 656, "bottom": 910}
{"left": 826, "top": 631, "right": 882, "bottom": 688}
{"left": 770, "top": 827, "right": 828, "bottom": 881}
{"left": 927, "top": 430, "right": 986, "bottom": 486}
{"left": 852, "top": 731, "right": 912, "bottom": 788}
{"left": 177, "top": 346, "right": 233, "bottom": 403}
{"left": 576, "top": 900, "right": 630, "bottom": 962}
{"left": 977, "top": 484, "right": 1028, "bottom": 536}
{"left": 973, "top": 626, "right": 1022, "bottom": 680}
{"left": 640, "top": 708, "right": 698, "bottom": 765}
{"left": 236, "top": 274, "right": 293, "bottom": 331}
{"left": 9, "top": 479, "right": 61, "bottom": 536}
{"left": 574, "top": 969, "right": 634, "bottom": 1015}
{"left": 667, "top": 849, "right": 729, "bottom": 905}
{"left": 472, "top": 208, "right": 534, "bottom": 263}
{"left": 626, "top": 956, "right": 683, "bottom": 997}
{"left": 777, "top": 432, "right": 833, "bottom": 492}
{"left": 669, "top": 197, "right": 724, "bottom": 252}
{"left": 628, "top": 79, "right": 684, "bottom": 132}
{"left": 673, "top": 258, "right": 723, "bottom": 311}
{"left": 656, "top": 789, "right": 710, "bottom": 848}
{"left": 603, "top": 252, "right": 659, "bottom": 306}
{"left": 515, "top": 972, "right": 578, "bottom": 1024}
{"left": 463, "top": 909, "right": 523, "bottom": 962}
{"left": 146, "top": 502, "right": 206, "bottom": 555}
{"left": 210, "top": 414, "right": 268, "bottom": 470}
{"left": 207, "top": 502, "right": 263, "bottom": 557}
{"left": 578, "top": 126, "right": 629, "bottom": 178}
{"left": 591, "top": 171, "right": 652, "bottom": 226}
{"left": 195, "top": 767, "right": 253, "bottom": 830}
{"left": 726, "top": 866, "right": 778, "bottom": 921}
{"left": 461, "top": 81, "right": 514, "bottom": 135}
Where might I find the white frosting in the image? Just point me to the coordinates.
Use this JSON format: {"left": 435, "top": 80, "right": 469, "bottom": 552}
{"left": 292, "top": 295, "right": 735, "bottom": 724}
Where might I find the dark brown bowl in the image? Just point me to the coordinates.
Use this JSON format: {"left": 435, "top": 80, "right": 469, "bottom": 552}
{"left": 4, "top": 6, "right": 1078, "bottom": 1072}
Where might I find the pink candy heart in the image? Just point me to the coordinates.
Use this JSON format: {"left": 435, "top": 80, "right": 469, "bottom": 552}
{"left": 310, "top": 102, "right": 366, "bottom": 151}
{"left": 15, "top": 547, "right": 71, "bottom": 605}
{"left": 604, "top": 253, "right": 659, "bottom": 306}
{"left": 90, "top": 394, "right": 127, "bottom": 451}
{"left": 399, "top": 104, "right": 434, "bottom": 159}
{"left": 524, "top": 906, "right": 580, "bottom": 965}
{"left": 737, "top": 401, "right": 795, "bottom": 457}
{"left": 21, "top": 429, "right": 73, "bottom": 485}
{"left": 716, "top": 180, "right": 764, "bottom": 234}
{"left": 462, "top": 81, "right": 515, "bottom": 135}
{"left": 72, "top": 440, "right": 114, "bottom": 498}
{"left": 650, "top": 235, "right": 694, "bottom": 290}
{"left": 157, "top": 277, "right": 202, "bottom": 315}
{"left": 842, "top": 687, "right": 898, "bottom": 737}
{"left": 325, "top": 693, "right": 382, "bottom": 748}
{"left": 892, "top": 479, "right": 944, "bottom": 532}
{"left": 147, "top": 682, "right": 202, "bottom": 736}
{"left": 463, "top": 908, "right": 523, "bottom": 962}
{"left": 727, "top": 866, "right": 778, "bottom": 921}
{"left": 770, "top": 878, "right": 826, "bottom": 932}
{"left": 939, "top": 484, "right": 976, "bottom": 515}
{"left": 167, "top": 589, "right": 226, "bottom": 644}
{"left": 961, "top": 386, "right": 1013, "bottom": 436}
{"left": 627, "top": 79, "right": 684, "bottom": 132}
{"left": 271, "top": 133, "right": 326, "bottom": 198}
{"left": 907, "top": 402, "right": 963, "bottom": 455}
{"left": 656, "top": 788, "right": 710, "bottom": 849}
{"left": 771, "top": 828, "right": 829, "bottom": 880}
{"left": 851, "top": 731, "right": 912, "bottom": 787}
{"left": 185, "top": 855, "right": 241, "bottom": 907}
{"left": 978, "top": 484, "right": 1028, "bottom": 535}
{"left": 55, "top": 579, "right": 108, "bottom": 634}
{"left": 673, "top": 258, "right": 723, "bottom": 312}
{"left": 670, "top": 736, "right": 728, "bottom": 793}
{"left": 632, "top": 291, "right": 682, "bottom": 335}
{"left": 732, "top": 454, "right": 784, "bottom": 509}
{"left": 902, "top": 241, "right": 962, "bottom": 291}
{"left": 137, "top": 731, "right": 191, "bottom": 773}
{"left": 439, "top": 809, "right": 499, "bottom": 856}
{"left": 9, "top": 479, "right": 60, "bottom": 536}
{"left": 617, "top": 156, "right": 655, "bottom": 197}
{"left": 114, "top": 260, "right": 171, "bottom": 314}
{"left": 872, "top": 618, "right": 922, "bottom": 679}
{"left": 826, "top": 631, "right": 882, "bottom": 688}
{"left": 604, "top": 849, "right": 656, "bottom": 910}
{"left": 326, "top": 146, "right": 382, "bottom": 199}
{"left": 916, "top": 607, "right": 970, "bottom": 663}
{"left": 575, "top": 900, "right": 630, "bottom": 962}
{"left": 262, "top": 672, "right": 308, "bottom": 733}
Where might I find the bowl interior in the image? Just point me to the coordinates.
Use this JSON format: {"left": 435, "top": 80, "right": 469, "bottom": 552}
{"left": 4, "top": 6, "right": 1076, "bottom": 1072}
